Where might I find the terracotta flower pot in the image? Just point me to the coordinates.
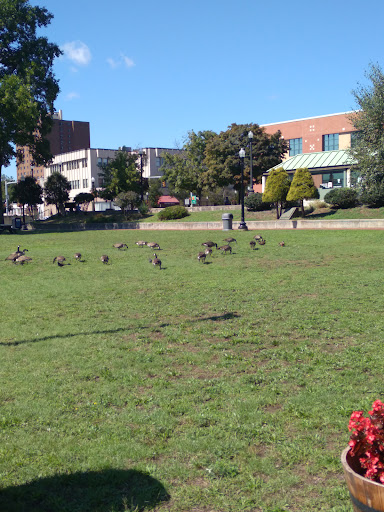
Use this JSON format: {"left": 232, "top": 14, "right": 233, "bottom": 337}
{"left": 341, "top": 446, "right": 384, "bottom": 511}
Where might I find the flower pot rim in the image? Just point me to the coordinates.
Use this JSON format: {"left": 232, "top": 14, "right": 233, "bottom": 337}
{"left": 342, "top": 446, "right": 384, "bottom": 488}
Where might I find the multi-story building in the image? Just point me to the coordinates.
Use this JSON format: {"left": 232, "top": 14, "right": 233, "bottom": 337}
{"left": 16, "top": 110, "right": 90, "bottom": 182}
{"left": 43, "top": 146, "right": 180, "bottom": 211}
{"left": 261, "top": 112, "right": 357, "bottom": 198}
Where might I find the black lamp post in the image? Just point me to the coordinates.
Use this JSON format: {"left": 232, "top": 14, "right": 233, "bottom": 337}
{"left": 238, "top": 148, "right": 248, "bottom": 230}
{"left": 91, "top": 176, "right": 95, "bottom": 211}
{"left": 139, "top": 149, "right": 144, "bottom": 202}
{"left": 248, "top": 130, "right": 254, "bottom": 193}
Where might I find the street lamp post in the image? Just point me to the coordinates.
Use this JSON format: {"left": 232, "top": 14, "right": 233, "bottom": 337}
{"left": 238, "top": 148, "right": 248, "bottom": 231}
{"left": 139, "top": 149, "right": 144, "bottom": 202}
{"left": 248, "top": 131, "right": 254, "bottom": 193}
{"left": 91, "top": 177, "right": 95, "bottom": 211}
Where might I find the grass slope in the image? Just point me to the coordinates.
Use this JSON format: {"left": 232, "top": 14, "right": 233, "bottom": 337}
{"left": 1, "top": 229, "right": 383, "bottom": 511}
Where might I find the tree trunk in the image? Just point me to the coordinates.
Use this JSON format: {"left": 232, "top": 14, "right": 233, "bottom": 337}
{"left": 275, "top": 202, "right": 280, "bottom": 219}
{"left": 22, "top": 204, "right": 25, "bottom": 225}
{"left": 300, "top": 199, "right": 305, "bottom": 217}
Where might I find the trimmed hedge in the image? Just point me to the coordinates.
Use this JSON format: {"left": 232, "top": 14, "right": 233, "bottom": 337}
{"left": 360, "top": 184, "right": 384, "bottom": 208}
{"left": 158, "top": 205, "right": 190, "bottom": 221}
{"left": 244, "top": 193, "right": 271, "bottom": 211}
{"left": 324, "top": 188, "right": 359, "bottom": 209}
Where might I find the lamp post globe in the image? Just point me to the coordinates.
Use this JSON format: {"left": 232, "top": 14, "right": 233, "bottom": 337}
{"left": 238, "top": 148, "right": 248, "bottom": 231}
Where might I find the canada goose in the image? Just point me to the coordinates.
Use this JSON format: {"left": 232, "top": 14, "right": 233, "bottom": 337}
{"left": 258, "top": 239, "right": 266, "bottom": 246}
{"left": 279, "top": 241, "right": 285, "bottom": 247}
{"left": 204, "top": 247, "right": 213, "bottom": 257}
{"left": 202, "top": 241, "right": 217, "bottom": 248}
{"left": 101, "top": 255, "right": 109, "bottom": 264}
{"left": 149, "top": 253, "right": 162, "bottom": 269}
{"left": 254, "top": 234, "right": 264, "bottom": 241}
{"left": 53, "top": 256, "right": 66, "bottom": 265}
{"left": 14, "top": 254, "right": 32, "bottom": 265}
{"left": 223, "top": 237, "right": 237, "bottom": 244}
{"left": 217, "top": 245, "right": 232, "bottom": 254}
{"left": 74, "top": 252, "right": 82, "bottom": 261}
{"left": 197, "top": 251, "right": 206, "bottom": 263}
{"left": 113, "top": 243, "right": 128, "bottom": 250}
{"left": 147, "top": 242, "right": 160, "bottom": 250}
{"left": 250, "top": 240, "right": 256, "bottom": 250}
{"left": 135, "top": 241, "right": 147, "bottom": 248}
{"left": 5, "top": 248, "right": 28, "bottom": 261}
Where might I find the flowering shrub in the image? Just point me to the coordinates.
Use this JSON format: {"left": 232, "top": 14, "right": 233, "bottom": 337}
{"left": 348, "top": 400, "right": 384, "bottom": 483}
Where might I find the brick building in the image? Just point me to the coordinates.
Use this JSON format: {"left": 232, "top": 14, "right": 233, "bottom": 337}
{"left": 16, "top": 110, "right": 90, "bottom": 182}
{"left": 261, "top": 112, "right": 357, "bottom": 198}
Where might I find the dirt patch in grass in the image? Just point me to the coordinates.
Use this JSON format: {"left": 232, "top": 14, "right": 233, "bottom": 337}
{"left": 264, "top": 404, "right": 283, "bottom": 414}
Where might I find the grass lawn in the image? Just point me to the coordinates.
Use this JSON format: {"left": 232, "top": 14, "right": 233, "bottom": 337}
{"left": 37, "top": 205, "right": 384, "bottom": 226}
{"left": 1, "top": 228, "right": 384, "bottom": 511}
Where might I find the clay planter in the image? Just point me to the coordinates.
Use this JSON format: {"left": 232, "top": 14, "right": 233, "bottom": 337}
{"left": 341, "top": 446, "right": 384, "bottom": 511}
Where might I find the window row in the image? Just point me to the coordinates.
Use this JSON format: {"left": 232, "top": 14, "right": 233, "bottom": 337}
{"left": 288, "top": 133, "right": 342, "bottom": 156}
{"left": 97, "top": 158, "right": 110, "bottom": 167}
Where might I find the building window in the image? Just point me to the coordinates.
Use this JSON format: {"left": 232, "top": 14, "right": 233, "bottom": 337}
{"left": 322, "top": 171, "right": 344, "bottom": 188}
{"left": 289, "top": 138, "right": 302, "bottom": 156}
{"left": 323, "top": 133, "right": 339, "bottom": 151}
{"left": 83, "top": 179, "right": 88, "bottom": 188}
{"left": 156, "top": 157, "right": 164, "bottom": 167}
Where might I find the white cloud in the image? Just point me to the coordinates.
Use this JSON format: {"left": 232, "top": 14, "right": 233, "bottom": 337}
{"left": 107, "top": 53, "right": 135, "bottom": 69}
{"left": 62, "top": 41, "right": 91, "bottom": 66}
{"left": 107, "top": 57, "right": 119, "bottom": 69}
{"left": 66, "top": 92, "right": 80, "bottom": 101}
{"left": 121, "top": 53, "right": 135, "bottom": 68}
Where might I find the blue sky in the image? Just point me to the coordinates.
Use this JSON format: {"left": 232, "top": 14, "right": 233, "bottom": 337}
{"left": 6, "top": 0, "right": 384, "bottom": 178}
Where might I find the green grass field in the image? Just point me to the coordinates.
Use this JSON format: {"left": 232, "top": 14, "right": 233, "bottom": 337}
{"left": 38, "top": 205, "right": 384, "bottom": 226}
{"left": 1, "top": 228, "right": 384, "bottom": 511}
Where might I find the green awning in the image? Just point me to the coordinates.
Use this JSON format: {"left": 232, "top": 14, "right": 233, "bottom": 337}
{"left": 265, "top": 149, "right": 355, "bottom": 174}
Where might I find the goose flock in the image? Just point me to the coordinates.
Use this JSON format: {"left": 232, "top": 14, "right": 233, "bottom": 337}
{"left": 197, "top": 234, "right": 285, "bottom": 263}
{"left": 5, "top": 236, "right": 286, "bottom": 269}
{"left": 4, "top": 242, "right": 164, "bottom": 269}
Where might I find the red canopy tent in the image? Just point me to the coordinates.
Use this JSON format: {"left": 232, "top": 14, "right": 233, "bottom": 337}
{"left": 157, "top": 196, "right": 180, "bottom": 207}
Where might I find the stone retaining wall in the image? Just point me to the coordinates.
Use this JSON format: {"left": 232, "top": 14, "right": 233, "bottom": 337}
{"left": 32, "top": 219, "right": 384, "bottom": 232}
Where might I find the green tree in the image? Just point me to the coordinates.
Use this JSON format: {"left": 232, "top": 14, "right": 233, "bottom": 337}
{"left": 349, "top": 63, "right": 384, "bottom": 193}
{"left": 203, "top": 124, "right": 288, "bottom": 195}
{"left": 0, "top": 0, "right": 61, "bottom": 221}
{"left": 100, "top": 151, "right": 141, "bottom": 198}
{"left": 73, "top": 192, "right": 94, "bottom": 211}
{"left": 262, "top": 167, "right": 291, "bottom": 218}
{"left": 44, "top": 172, "right": 70, "bottom": 215}
{"left": 147, "top": 178, "right": 162, "bottom": 207}
{"left": 161, "top": 130, "right": 216, "bottom": 199}
{"left": 114, "top": 191, "right": 140, "bottom": 215}
{"left": 286, "top": 167, "right": 319, "bottom": 216}
{"left": 13, "top": 176, "right": 43, "bottom": 223}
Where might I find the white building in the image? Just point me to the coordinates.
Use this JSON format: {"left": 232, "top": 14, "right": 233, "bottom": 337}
{"left": 43, "top": 146, "right": 180, "bottom": 212}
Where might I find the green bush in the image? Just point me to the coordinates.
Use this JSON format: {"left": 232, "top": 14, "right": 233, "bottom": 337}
{"left": 324, "top": 188, "right": 359, "bottom": 209}
{"left": 138, "top": 202, "right": 149, "bottom": 215}
{"left": 158, "top": 205, "right": 190, "bottom": 221}
{"left": 244, "top": 193, "right": 271, "bottom": 211}
{"left": 360, "top": 183, "right": 384, "bottom": 207}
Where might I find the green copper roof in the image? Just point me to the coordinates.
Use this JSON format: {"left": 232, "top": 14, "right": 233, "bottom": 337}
{"left": 267, "top": 149, "right": 355, "bottom": 173}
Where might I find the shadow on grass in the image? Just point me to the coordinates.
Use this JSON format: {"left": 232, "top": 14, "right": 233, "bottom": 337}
{"left": 0, "top": 468, "right": 170, "bottom": 512}
{"left": 0, "top": 327, "right": 141, "bottom": 347}
{"left": 1, "top": 313, "right": 239, "bottom": 346}
{"left": 159, "top": 312, "right": 240, "bottom": 328}
{"left": 306, "top": 209, "right": 338, "bottom": 219}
